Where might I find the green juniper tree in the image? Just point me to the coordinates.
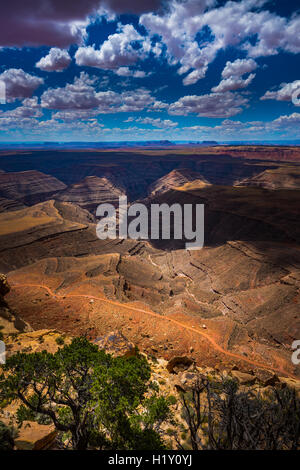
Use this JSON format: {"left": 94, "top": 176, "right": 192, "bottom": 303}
{"left": 0, "top": 337, "right": 172, "bottom": 450}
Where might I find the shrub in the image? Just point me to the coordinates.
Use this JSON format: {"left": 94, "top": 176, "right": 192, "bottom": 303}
{"left": 0, "top": 337, "right": 171, "bottom": 450}
{"left": 177, "top": 374, "right": 300, "bottom": 450}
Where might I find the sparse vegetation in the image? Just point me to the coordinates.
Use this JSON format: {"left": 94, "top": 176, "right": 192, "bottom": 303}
{"left": 177, "top": 374, "right": 300, "bottom": 450}
{"left": 55, "top": 336, "right": 64, "bottom": 346}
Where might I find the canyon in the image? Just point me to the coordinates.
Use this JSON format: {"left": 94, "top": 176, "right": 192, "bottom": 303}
{"left": 0, "top": 145, "right": 299, "bottom": 380}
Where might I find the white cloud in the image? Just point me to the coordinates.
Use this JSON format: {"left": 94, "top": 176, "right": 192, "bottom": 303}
{"left": 269, "top": 112, "right": 300, "bottom": 129}
{"left": 52, "top": 109, "right": 103, "bottom": 121}
{"left": 261, "top": 80, "right": 300, "bottom": 104}
{"left": 115, "top": 67, "right": 150, "bottom": 78}
{"left": 183, "top": 119, "right": 249, "bottom": 135}
{"left": 75, "top": 24, "right": 150, "bottom": 70}
{"left": 0, "top": 97, "right": 42, "bottom": 129}
{"left": 212, "top": 58, "right": 257, "bottom": 93}
{"left": 168, "top": 92, "right": 248, "bottom": 118}
{"left": 149, "top": 100, "right": 169, "bottom": 111}
{"left": 212, "top": 73, "right": 255, "bottom": 93}
{"left": 140, "top": 1, "right": 219, "bottom": 85}
{"left": 222, "top": 58, "right": 257, "bottom": 78}
{"left": 40, "top": 72, "right": 165, "bottom": 114}
{"left": 0, "top": 68, "right": 44, "bottom": 102}
{"left": 41, "top": 72, "right": 99, "bottom": 110}
{"left": 5, "top": 97, "right": 42, "bottom": 118}
{"left": 129, "top": 117, "right": 178, "bottom": 128}
{"left": 182, "top": 112, "right": 300, "bottom": 138}
{"left": 36, "top": 48, "right": 71, "bottom": 72}
{"left": 183, "top": 69, "right": 207, "bottom": 86}
{"left": 140, "top": 0, "right": 300, "bottom": 85}
{"left": 99, "top": 88, "right": 156, "bottom": 112}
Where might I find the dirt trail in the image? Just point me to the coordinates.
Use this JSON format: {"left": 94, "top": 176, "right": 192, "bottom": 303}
{"left": 10, "top": 282, "right": 296, "bottom": 379}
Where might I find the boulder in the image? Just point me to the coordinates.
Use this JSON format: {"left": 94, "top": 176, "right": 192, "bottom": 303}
{"left": 94, "top": 331, "right": 137, "bottom": 358}
{"left": 179, "top": 371, "right": 204, "bottom": 390}
{"left": 255, "top": 369, "right": 279, "bottom": 386}
{"left": 230, "top": 370, "right": 256, "bottom": 385}
{"left": 166, "top": 356, "right": 194, "bottom": 374}
{"left": 172, "top": 372, "right": 201, "bottom": 392}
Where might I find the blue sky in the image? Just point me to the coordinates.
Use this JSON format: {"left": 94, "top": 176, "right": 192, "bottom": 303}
{"left": 0, "top": 0, "right": 299, "bottom": 141}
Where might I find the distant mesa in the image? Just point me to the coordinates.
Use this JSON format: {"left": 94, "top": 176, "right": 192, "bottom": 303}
{"left": 201, "top": 141, "right": 219, "bottom": 145}
{"left": 120, "top": 140, "right": 173, "bottom": 147}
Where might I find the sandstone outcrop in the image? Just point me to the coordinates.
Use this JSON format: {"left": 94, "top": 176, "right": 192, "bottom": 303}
{"left": 0, "top": 274, "right": 31, "bottom": 334}
{"left": 236, "top": 166, "right": 300, "bottom": 189}
{"left": 12, "top": 421, "right": 56, "bottom": 450}
{"left": 254, "top": 369, "right": 279, "bottom": 386}
{"left": 148, "top": 169, "right": 210, "bottom": 196}
{"left": 230, "top": 370, "right": 256, "bottom": 385}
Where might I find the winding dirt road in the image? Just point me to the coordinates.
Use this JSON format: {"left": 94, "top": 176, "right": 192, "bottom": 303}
{"left": 10, "top": 282, "right": 296, "bottom": 378}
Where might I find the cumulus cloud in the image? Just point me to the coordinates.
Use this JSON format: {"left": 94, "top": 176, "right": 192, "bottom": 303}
{"left": 41, "top": 72, "right": 99, "bottom": 110}
{"left": 52, "top": 109, "right": 103, "bottom": 121}
{"left": 149, "top": 100, "right": 169, "bottom": 111}
{"left": 40, "top": 72, "right": 164, "bottom": 114}
{"left": 168, "top": 92, "right": 248, "bottom": 118}
{"left": 212, "top": 73, "right": 256, "bottom": 93}
{"left": 115, "top": 67, "right": 150, "bottom": 78}
{"left": 182, "top": 112, "right": 300, "bottom": 137}
{"left": 269, "top": 112, "right": 300, "bottom": 129}
{"left": 0, "top": 69, "right": 44, "bottom": 102}
{"left": 222, "top": 59, "right": 257, "bottom": 79}
{"left": 212, "top": 58, "right": 257, "bottom": 92}
{"left": 127, "top": 117, "right": 178, "bottom": 128}
{"left": 140, "top": 0, "right": 300, "bottom": 85}
{"left": 98, "top": 88, "right": 157, "bottom": 113}
{"left": 183, "top": 119, "right": 249, "bottom": 135}
{"left": 75, "top": 24, "right": 150, "bottom": 71}
{"left": 140, "top": 1, "right": 219, "bottom": 85}
{"left": 0, "top": 97, "right": 42, "bottom": 130}
{"left": 5, "top": 97, "right": 42, "bottom": 118}
{"left": 183, "top": 69, "right": 208, "bottom": 86}
{"left": 211, "top": 58, "right": 257, "bottom": 92}
{"left": 36, "top": 48, "right": 72, "bottom": 72}
{"left": 261, "top": 80, "right": 300, "bottom": 104}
